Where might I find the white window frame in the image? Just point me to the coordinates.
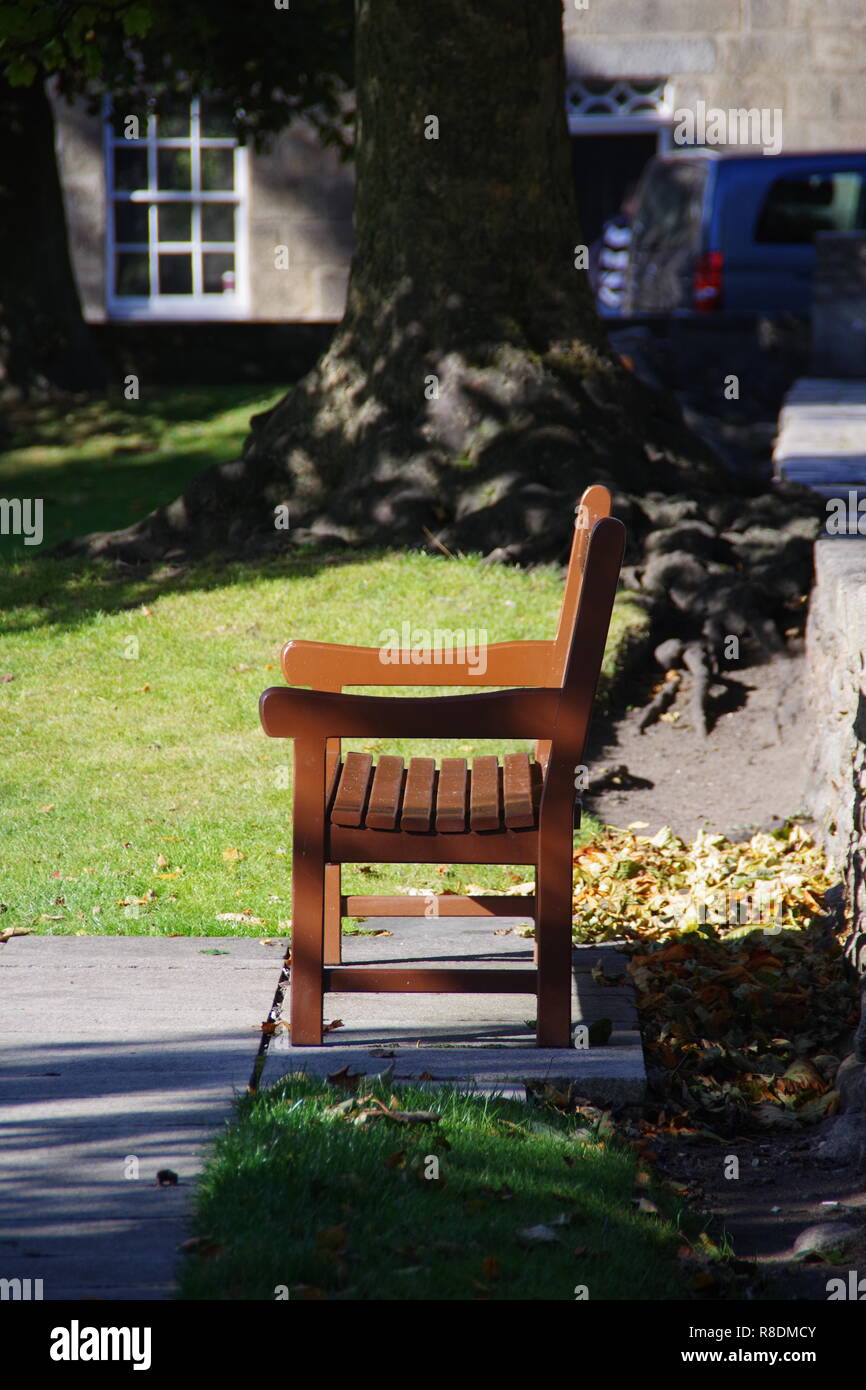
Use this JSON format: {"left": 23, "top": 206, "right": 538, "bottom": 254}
{"left": 104, "top": 96, "right": 250, "bottom": 320}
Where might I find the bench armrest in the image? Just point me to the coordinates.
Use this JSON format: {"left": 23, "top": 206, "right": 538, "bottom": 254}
{"left": 280, "top": 638, "right": 556, "bottom": 689}
{"left": 260, "top": 684, "right": 561, "bottom": 740}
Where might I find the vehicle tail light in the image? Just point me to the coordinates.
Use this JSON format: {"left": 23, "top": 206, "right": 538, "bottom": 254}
{"left": 693, "top": 251, "right": 724, "bottom": 311}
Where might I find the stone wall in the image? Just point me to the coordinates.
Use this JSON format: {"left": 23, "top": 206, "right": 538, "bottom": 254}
{"left": 563, "top": 0, "right": 866, "bottom": 150}
{"left": 805, "top": 539, "right": 866, "bottom": 971}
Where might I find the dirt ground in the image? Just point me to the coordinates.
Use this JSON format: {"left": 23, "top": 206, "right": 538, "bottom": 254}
{"left": 586, "top": 647, "right": 866, "bottom": 1300}
{"left": 585, "top": 646, "right": 808, "bottom": 842}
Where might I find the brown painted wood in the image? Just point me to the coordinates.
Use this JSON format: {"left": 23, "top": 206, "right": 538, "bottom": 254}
{"left": 503, "top": 752, "right": 535, "bottom": 828}
{"left": 436, "top": 757, "right": 467, "bottom": 832}
{"left": 324, "top": 967, "right": 537, "bottom": 993}
{"left": 282, "top": 637, "right": 555, "bottom": 690}
{"left": 331, "top": 752, "right": 373, "bottom": 827}
{"left": 330, "top": 824, "right": 537, "bottom": 864}
{"left": 324, "top": 863, "right": 342, "bottom": 964}
{"left": 366, "top": 754, "right": 404, "bottom": 829}
{"left": 342, "top": 893, "right": 535, "bottom": 917}
{"left": 470, "top": 755, "right": 500, "bottom": 831}
{"left": 259, "top": 487, "right": 626, "bottom": 1050}
{"left": 401, "top": 756, "right": 436, "bottom": 831}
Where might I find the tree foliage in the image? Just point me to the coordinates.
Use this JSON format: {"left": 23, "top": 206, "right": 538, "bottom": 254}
{"left": 0, "top": 0, "right": 355, "bottom": 149}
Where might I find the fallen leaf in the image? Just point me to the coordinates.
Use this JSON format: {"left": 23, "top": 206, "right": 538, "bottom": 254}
{"left": 633, "top": 1196, "right": 659, "bottom": 1214}
{"left": 222, "top": 848, "right": 244, "bottom": 863}
{"left": 326, "top": 1064, "right": 365, "bottom": 1091}
{"left": 516, "top": 1225, "right": 560, "bottom": 1247}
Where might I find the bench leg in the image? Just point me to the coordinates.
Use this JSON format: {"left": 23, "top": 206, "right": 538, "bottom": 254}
{"left": 535, "top": 835, "right": 573, "bottom": 1048}
{"left": 290, "top": 848, "right": 325, "bottom": 1047}
{"left": 324, "top": 863, "right": 342, "bottom": 964}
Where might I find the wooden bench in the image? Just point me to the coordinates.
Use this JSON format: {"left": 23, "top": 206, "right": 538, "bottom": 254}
{"left": 259, "top": 485, "right": 625, "bottom": 1047}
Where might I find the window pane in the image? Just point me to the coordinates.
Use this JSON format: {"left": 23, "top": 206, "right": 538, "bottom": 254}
{"left": 114, "top": 146, "right": 148, "bottom": 192}
{"left": 201, "top": 203, "right": 235, "bottom": 242}
{"left": 157, "top": 148, "right": 192, "bottom": 191}
{"left": 156, "top": 99, "right": 190, "bottom": 138}
{"left": 158, "top": 204, "right": 192, "bottom": 242}
{"left": 114, "top": 201, "right": 149, "bottom": 244}
{"left": 201, "top": 148, "right": 234, "bottom": 191}
{"left": 755, "top": 173, "right": 866, "bottom": 243}
{"left": 158, "top": 253, "right": 193, "bottom": 295}
{"left": 200, "top": 100, "right": 235, "bottom": 137}
{"left": 203, "top": 252, "right": 235, "bottom": 294}
{"left": 116, "top": 253, "right": 149, "bottom": 297}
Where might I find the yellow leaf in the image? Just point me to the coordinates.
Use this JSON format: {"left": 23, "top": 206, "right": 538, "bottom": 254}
{"left": 222, "top": 848, "right": 244, "bottom": 863}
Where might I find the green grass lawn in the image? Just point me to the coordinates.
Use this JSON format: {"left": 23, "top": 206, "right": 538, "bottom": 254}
{"left": 0, "top": 384, "right": 285, "bottom": 546}
{"left": 0, "top": 390, "right": 648, "bottom": 939}
{"left": 176, "top": 1073, "right": 698, "bottom": 1301}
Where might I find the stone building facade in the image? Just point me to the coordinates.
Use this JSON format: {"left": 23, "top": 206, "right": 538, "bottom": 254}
{"left": 53, "top": 0, "right": 866, "bottom": 327}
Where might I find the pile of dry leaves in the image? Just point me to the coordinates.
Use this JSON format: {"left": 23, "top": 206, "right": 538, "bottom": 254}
{"left": 505, "top": 823, "right": 857, "bottom": 1134}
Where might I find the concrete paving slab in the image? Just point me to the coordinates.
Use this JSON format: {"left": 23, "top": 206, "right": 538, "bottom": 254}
{"left": 263, "top": 919, "right": 645, "bottom": 1104}
{"left": 0, "top": 936, "right": 277, "bottom": 1300}
{"left": 0, "top": 926, "right": 644, "bottom": 1300}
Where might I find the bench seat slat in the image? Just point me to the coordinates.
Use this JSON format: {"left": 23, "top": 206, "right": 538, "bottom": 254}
{"left": 401, "top": 756, "right": 436, "bottom": 832}
{"left": 470, "top": 755, "right": 501, "bottom": 831}
{"left": 331, "top": 752, "right": 373, "bottom": 827}
{"left": 366, "top": 754, "right": 405, "bottom": 830}
{"left": 503, "top": 752, "right": 535, "bottom": 828}
{"left": 436, "top": 757, "right": 468, "bottom": 832}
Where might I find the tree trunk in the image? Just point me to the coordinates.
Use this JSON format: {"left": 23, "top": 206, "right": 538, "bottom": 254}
{"left": 78, "top": 0, "right": 720, "bottom": 565}
{"left": 0, "top": 76, "right": 105, "bottom": 396}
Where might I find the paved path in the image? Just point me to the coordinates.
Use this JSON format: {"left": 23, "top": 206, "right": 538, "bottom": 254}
{"left": 0, "top": 936, "right": 281, "bottom": 1300}
{"left": 0, "top": 927, "right": 643, "bottom": 1300}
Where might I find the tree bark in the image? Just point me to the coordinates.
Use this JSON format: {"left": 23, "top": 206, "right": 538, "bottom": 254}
{"left": 0, "top": 76, "right": 105, "bottom": 396}
{"left": 75, "top": 0, "right": 719, "bottom": 564}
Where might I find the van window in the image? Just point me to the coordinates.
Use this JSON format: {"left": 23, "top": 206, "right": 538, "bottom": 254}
{"left": 755, "top": 172, "right": 866, "bottom": 243}
{"left": 635, "top": 163, "right": 705, "bottom": 251}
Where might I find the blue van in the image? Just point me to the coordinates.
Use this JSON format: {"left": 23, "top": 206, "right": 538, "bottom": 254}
{"left": 622, "top": 150, "right": 866, "bottom": 317}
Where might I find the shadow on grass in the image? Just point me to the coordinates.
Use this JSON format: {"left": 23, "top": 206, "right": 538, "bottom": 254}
{"left": 0, "top": 384, "right": 286, "bottom": 550}
{"left": 0, "top": 547, "right": 369, "bottom": 639}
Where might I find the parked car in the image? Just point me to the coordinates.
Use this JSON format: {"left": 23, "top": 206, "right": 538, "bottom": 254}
{"left": 622, "top": 149, "right": 866, "bottom": 317}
